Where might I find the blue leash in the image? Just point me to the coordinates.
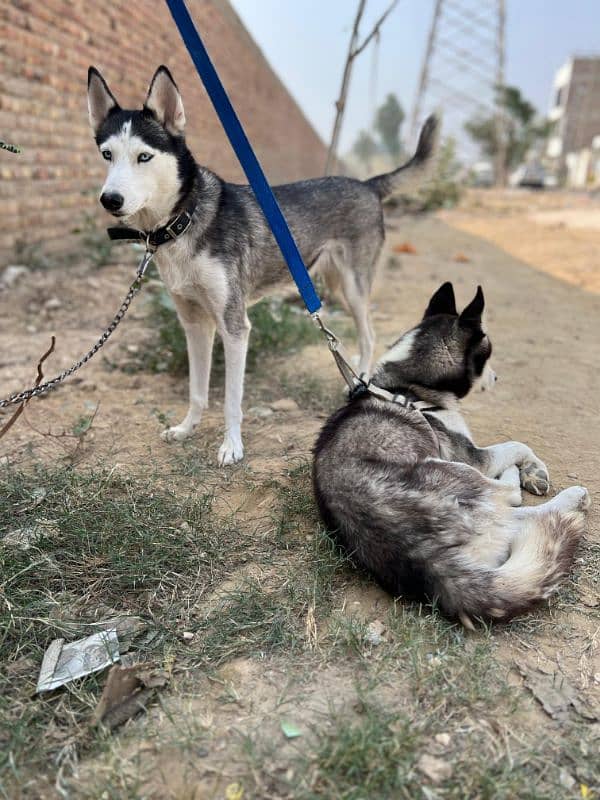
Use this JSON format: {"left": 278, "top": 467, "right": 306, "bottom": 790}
{"left": 165, "top": 0, "right": 322, "bottom": 315}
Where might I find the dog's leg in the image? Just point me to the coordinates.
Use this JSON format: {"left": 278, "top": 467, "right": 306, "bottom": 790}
{"left": 429, "top": 457, "right": 522, "bottom": 507}
{"left": 477, "top": 441, "right": 550, "bottom": 496}
{"left": 340, "top": 272, "right": 375, "bottom": 376}
{"left": 513, "top": 485, "right": 590, "bottom": 517}
{"left": 497, "top": 465, "right": 522, "bottom": 506}
{"left": 217, "top": 314, "right": 251, "bottom": 466}
{"left": 162, "top": 298, "right": 215, "bottom": 442}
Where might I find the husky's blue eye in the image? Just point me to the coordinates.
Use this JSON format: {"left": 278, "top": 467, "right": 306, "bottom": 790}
{"left": 138, "top": 152, "right": 154, "bottom": 163}
{"left": 101, "top": 150, "right": 112, "bottom": 161}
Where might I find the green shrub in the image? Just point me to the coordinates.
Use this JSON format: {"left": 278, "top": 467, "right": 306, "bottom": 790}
{"left": 136, "top": 290, "right": 320, "bottom": 376}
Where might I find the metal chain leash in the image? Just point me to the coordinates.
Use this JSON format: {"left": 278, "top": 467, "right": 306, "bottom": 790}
{"left": 0, "top": 140, "right": 22, "bottom": 154}
{"left": 0, "top": 249, "right": 155, "bottom": 409}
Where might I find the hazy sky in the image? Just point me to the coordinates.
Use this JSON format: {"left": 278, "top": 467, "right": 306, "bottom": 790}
{"left": 229, "top": 0, "right": 599, "bottom": 156}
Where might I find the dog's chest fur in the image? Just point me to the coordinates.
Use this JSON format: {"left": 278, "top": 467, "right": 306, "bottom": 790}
{"left": 156, "top": 239, "right": 229, "bottom": 312}
{"left": 426, "top": 407, "right": 471, "bottom": 439}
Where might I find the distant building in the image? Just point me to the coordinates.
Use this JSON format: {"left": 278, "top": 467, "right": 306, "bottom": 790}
{"left": 547, "top": 57, "right": 600, "bottom": 187}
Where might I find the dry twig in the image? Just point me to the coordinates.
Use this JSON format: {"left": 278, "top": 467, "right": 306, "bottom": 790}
{"left": 0, "top": 336, "right": 56, "bottom": 440}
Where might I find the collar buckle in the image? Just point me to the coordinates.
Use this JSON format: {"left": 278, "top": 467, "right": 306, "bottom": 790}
{"left": 165, "top": 210, "right": 192, "bottom": 240}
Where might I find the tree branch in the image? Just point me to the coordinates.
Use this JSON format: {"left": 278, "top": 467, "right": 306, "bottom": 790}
{"left": 351, "top": 0, "right": 399, "bottom": 59}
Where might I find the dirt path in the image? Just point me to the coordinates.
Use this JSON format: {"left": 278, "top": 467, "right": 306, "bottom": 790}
{"left": 1, "top": 202, "right": 599, "bottom": 798}
{"left": 440, "top": 188, "right": 600, "bottom": 294}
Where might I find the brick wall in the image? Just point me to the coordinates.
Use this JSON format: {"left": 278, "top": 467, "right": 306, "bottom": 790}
{"left": 0, "top": 0, "right": 326, "bottom": 260}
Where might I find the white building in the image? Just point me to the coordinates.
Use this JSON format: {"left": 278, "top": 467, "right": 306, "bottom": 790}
{"left": 547, "top": 56, "right": 600, "bottom": 187}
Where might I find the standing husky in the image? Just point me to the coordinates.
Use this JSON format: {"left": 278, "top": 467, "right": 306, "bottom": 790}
{"left": 313, "top": 283, "right": 590, "bottom": 626}
{"left": 87, "top": 65, "right": 438, "bottom": 465}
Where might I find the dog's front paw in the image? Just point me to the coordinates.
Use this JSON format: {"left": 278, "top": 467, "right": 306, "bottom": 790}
{"left": 520, "top": 460, "right": 550, "bottom": 496}
{"left": 161, "top": 424, "right": 193, "bottom": 443}
{"left": 218, "top": 435, "right": 244, "bottom": 466}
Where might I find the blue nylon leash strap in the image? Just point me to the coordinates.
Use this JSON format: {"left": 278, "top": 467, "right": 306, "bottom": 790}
{"left": 165, "top": 0, "right": 322, "bottom": 315}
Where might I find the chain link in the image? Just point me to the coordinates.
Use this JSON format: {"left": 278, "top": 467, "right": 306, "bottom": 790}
{"left": 0, "top": 250, "right": 154, "bottom": 409}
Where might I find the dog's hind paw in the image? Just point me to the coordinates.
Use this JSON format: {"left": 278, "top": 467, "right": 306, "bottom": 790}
{"left": 551, "top": 485, "right": 591, "bottom": 513}
{"left": 520, "top": 460, "right": 550, "bottom": 496}
{"left": 218, "top": 435, "right": 244, "bottom": 466}
{"left": 161, "top": 424, "right": 193, "bottom": 443}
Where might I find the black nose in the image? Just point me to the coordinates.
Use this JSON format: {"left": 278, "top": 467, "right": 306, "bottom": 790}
{"left": 100, "top": 192, "right": 124, "bottom": 212}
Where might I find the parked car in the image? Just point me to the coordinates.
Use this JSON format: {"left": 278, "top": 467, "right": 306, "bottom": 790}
{"left": 509, "top": 161, "right": 546, "bottom": 188}
{"left": 470, "top": 161, "right": 494, "bottom": 187}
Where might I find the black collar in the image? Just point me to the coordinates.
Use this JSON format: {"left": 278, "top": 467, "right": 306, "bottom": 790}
{"left": 106, "top": 202, "right": 195, "bottom": 250}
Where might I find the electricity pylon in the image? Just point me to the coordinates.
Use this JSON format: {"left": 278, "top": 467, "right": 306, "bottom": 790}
{"left": 410, "top": 0, "right": 506, "bottom": 179}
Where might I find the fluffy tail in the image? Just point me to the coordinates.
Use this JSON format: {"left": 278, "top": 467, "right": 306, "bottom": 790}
{"left": 437, "top": 510, "right": 585, "bottom": 629}
{"left": 365, "top": 114, "right": 440, "bottom": 200}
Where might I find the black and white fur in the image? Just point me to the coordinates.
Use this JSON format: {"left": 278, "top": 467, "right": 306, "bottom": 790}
{"left": 87, "top": 65, "right": 439, "bottom": 465}
{"left": 313, "top": 283, "right": 590, "bottom": 627}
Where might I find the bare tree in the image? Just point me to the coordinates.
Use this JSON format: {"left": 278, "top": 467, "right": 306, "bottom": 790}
{"left": 325, "top": 0, "right": 399, "bottom": 174}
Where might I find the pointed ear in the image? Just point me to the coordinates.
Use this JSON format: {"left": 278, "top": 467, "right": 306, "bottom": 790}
{"left": 144, "top": 66, "right": 186, "bottom": 135}
{"left": 460, "top": 286, "right": 485, "bottom": 323}
{"left": 88, "top": 67, "right": 120, "bottom": 135}
{"left": 424, "top": 282, "right": 457, "bottom": 318}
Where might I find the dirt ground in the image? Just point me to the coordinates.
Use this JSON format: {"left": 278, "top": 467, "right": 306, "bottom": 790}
{"left": 440, "top": 188, "right": 600, "bottom": 294}
{"left": 1, "top": 188, "right": 599, "bottom": 798}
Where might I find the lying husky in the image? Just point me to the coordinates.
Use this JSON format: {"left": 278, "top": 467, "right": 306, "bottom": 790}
{"left": 87, "top": 65, "right": 438, "bottom": 465}
{"left": 313, "top": 283, "right": 590, "bottom": 626}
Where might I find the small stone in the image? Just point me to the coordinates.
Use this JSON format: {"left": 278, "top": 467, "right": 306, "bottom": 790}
{"left": 365, "top": 619, "right": 385, "bottom": 646}
{"left": 44, "top": 297, "right": 62, "bottom": 310}
{"left": 2, "top": 526, "right": 41, "bottom": 549}
{"left": 417, "top": 754, "right": 453, "bottom": 784}
{"left": 126, "top": 344, "right": 139, "bottom": 354}
{"left": 248, "top": 405, "right": 274, "bottom": 418}
{"left": 567, "top": 473, "right": 578, "bottom": 479}
{"left": 182, "top": 631, "right": 195, "bottom": 641}
{"left": 270, "top": 398, "right": 299, "bottom": 412}
{"left": 581, "top": 593, "right": 599, "bottom": 608}
{"left": 559, "top": 769, "right": 576, "bottom": 790}
{"left": 580, "top": 740, "right": 589, "bottom": 756}
{"left": 26, "top": 324, "right": 37, "bottom": 334}
{"left": 2, "top": 264, "right": 29, "bottom": 288}
{"left": 434, "top": 732, "right": 451, "bottom": 747}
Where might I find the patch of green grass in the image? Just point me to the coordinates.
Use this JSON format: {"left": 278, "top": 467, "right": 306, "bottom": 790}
{"left": 296, "top": 701, "right": 420, "bottom": 800}
{"left": 299, "top": 716, "right": 562, "bottom": 800}
{"left": 0, "top": 459, "right": 349, "bottom": 795}
{"left": 241, "top": 680, "right": 594, "bottom": 800}
{"left": 248, "top": 298, "right": 320, "bottom": 367}
{"left": 276, "top": 371, "right": 338, "bottom": 415}
{"left": 71, "top": 211, "right": 115, "bottom": 268}
{"left": 129, "top": 291, "right": 320, "bottom": 377}
{"left": 276, "top": 461, "right": 319, "bottom": 523}
{"left": 11, "top": 237, "right": 58, "bottom": 271}
{"left": 0, "top": 465, "right": 232, "bottom": 791}
{"left": 191, "top": 579, "right": 301, "bottom": 667}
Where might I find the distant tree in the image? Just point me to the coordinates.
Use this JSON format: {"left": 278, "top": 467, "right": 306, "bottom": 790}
{"left": 352, "top": 130, "right": 378, "bottom": 169}
{"left": 465, "top": 85, "right": 551, "bottom": 177}
{"left": 375, "top": 93, "right": 405, "bottom": 161}
{"left": 418, "top": 137, "right": 462, "bottom": 210}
